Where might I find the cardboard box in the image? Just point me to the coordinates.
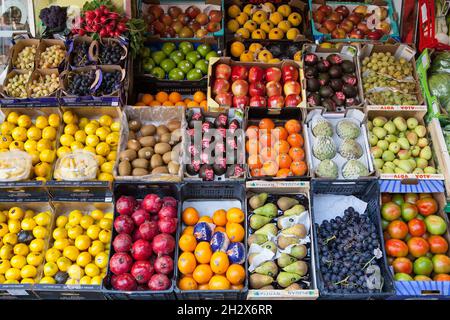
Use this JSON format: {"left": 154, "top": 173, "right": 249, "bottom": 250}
{"left": 428, "top": 118, "right": 450, "bottom": 199}
{"left": 67, "top": 36, "right": 96, "bottom": 69}
{"left": 245, "top": 180, "right": 319, "bottom": 300}
{"left": 36, "top": 39, "right": 66, "bottom": 70}
{"left": 9, "top": 38, "right": 40, "bottom": 72}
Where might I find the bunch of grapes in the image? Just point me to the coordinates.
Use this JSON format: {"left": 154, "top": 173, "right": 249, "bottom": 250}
{"left": 97, "top": 70, "right": 121, "bottom": 95}
{"left": 99, "top": 42, "right": 124, "bottom": 65}
{"left": 72, "top": 42, "right": 90, "bottom": 67}
{"left": 67, "top": 70, "right": 96, "bottom": 96}
{"left": 39, "top": 6, "right": 67, "bottom": 30}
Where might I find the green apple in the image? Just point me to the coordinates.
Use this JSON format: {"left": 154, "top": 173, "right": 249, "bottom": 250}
{"left": 143, "top": 58, "right": 155, "bottom": 73}
{"left": 186, "top": 68, "right": 203, "bottom": 81}
{"left": 168, "top": 68, "right": 185, "bottom": 81}
{"left": 169, "top": 50, "right": 185, "bottom": 65}
{"left": 140, "top": 47, "right": 151, "bottom": 58}
{"left": 205, "top": 51, "right": 219, "bottom": 61}
{"left": 160, "top": 59, "right": 176, "bottom": 73}
{"left": 178, "top": 60, "right": 193, "bottom": 74}
{"left": 197, "top": 44, "right": 212, "bottom": 57}
{"left": 151, "top": 51, "right": 166, "bottom": 65}
{"left": 186, "top": 51, "right": 202, "bottom": 64}
{"left": 162, "top": 42, "right": 176, "bottom": 56}
{"left": 150, "top": 67, "right": 165, "bottom": 79}
{"left": 179, "top": 41, "right": 194, "bottom": 55}
{"left": 195, "top": 59, "right": 208, "bottom": 74}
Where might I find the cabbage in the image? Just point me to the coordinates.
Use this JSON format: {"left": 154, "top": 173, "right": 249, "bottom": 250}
{"left": 428, "top": 73, "right": 450, "bottom": 112}
{"left": 430, "top": 51, "right": 450, "bottom": 74}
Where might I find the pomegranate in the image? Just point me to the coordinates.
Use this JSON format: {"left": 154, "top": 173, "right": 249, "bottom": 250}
{"left": 132, "top": 229, "right": 143, "bottom": 242}
{"left": 131, "top": 209, "right": 150, "bottom": 226}
{"left": 113, "top": 273, "right": 137, "bottom": 291}
{"left": 154, "top": 255, "right": 174, "bottom": 275}
{"left": 162, "top": 196, "right": 177, "bottom": 208}
{"left": 113, "top": 233, "right": 133, "bottom": 253}
{"left": 131, "top": 239, "right": 153, "bottom": 260}
{"left": 142, "top": 194, "right": 162, "bottom": 214}
{"left": 116, "top": 196, "right": 137, "bottom": 216}
{"left": 158, "top": 206, "right": 177, "bottom": 219}
{"left": 131, "top": 261, "right": 154, "bottom": 284}
{"left": 152, "top": 233, "right": 175, "bottom": 255}
{"left": 109, "top": 252, "right": 133, "bottom": 275}
{"left": 110, "top": 274, "right": 119, "bottom": 288}
{"left": 139, "top": 221, "right": 159, "bottom": 241}
{"left": 158, "top": 217, "right": 178, "bottom": 234}
{"left": 113, "top": 215, "right": 134, "bottom": 234}
{"left": 148, "top": 273, "right": 171, "bottom": 291}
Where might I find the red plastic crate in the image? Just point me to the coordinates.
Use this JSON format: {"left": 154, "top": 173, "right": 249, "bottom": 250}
{"left": 419, "top": 0, "right": 450, "bottom": 51}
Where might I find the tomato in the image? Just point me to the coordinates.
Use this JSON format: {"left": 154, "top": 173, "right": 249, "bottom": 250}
{"left": 416, "top": 198, "right": 438, "bottom": 216}
{"left": 381, "top": 193, "right": 392, "bottom": 204}
{"left": 392, "top": 257, "right": 413, "bottom": 274}
{"left": 407, "top": 237, "right": 430, "bottom": 258}
{"left": 385, "top": 239, "right": 408, "bottom": 257}
{"left": 387, "top": 220, "right": 408, "bottom": 239}
{"left": 407, "top": 219, "right": 426, "bottom": 237}
{"left": 401, "top": 203, "right": 418, "bottom": 221}
{"left": 434, "top": 274, "right": 450, "bottom": 281}
{"left": 404, "top": 193, "right": 419, "bottom": 204}
{"left": 392, "top": 194, "right": 405, "bottom": 206}
{"left": 381, "top": 202, "right": 401, "bottom": 221}
{"left": 428, "top": 235, "right": 449, "bottom": 254}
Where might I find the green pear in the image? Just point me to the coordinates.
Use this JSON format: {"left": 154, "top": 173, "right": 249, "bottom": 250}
{"left": 250, "top": 273, "right": 274, "bottom": 289}
{"left": 277, "top": 253, "right": 297, "bottom": 268}
{"left": 424, "top": 166, "right": 437, "bottom": 174}
{"left": 385, "top": 134, "right": 397, "bottom": 143}
{"left": 281, "top": 224, "right": 307, "bottom": 238}
{"left": 282, "top": 261, "right": 308, "bottom": 276}
{"left": 278, "top": 235, "right": 300, "bottom": 249}
{"left": 253, "top": 203, "right": 278, "bottom": 218}
{"left": 260, "top": 241, "right": 277, "bottom": 254}
{"left": 255, "top": 223, "right": 278, "bottom": 237}
{"left": 383, "top": 121, "right": 396, "bottom": 134}
{"left": 250, "top": 214, "right": 272, "bottom": 230}
{"left": 413, "top": 168, "right": 424, "bottom": 174}
{"left": 248, "top": 234, "right": 268, "bottom": 246}
{"left": 260, "top": 285, "right": 274, "bottom": 290}
{"left": 373, "top": 116, "right": 387, "bottom": 127}
{"left": 420, "top": 146, "right": 432, "bottom": 160}
{"left": 284, "top": 204, "right": 305, "bottom": 216}
{"left": 284, "top": 283, "right": 301, "bottom": 290}
{"left": 249, "top": 193, "right": 268, "bottom": 210}
{"left": 397, "top": 137, "right": 410, "bottom": 150}
{"left": 373, "top": 127, "right": 387, "bottom": 139}
{"left": 277, "top": 197, "right": 299, "bottom": 211}
{"left": 248, "top": 253, "right": 258, "bottom": 266}
{"left": 393, "top": 116, "right": 407, "bottom": 132}
{"left": 290, "top": 244, "right": 307, "bottom": 259}
{"left": 398, "top": 159, "right": 413, "bottom": 173}
{"left": 277, "top": 214, "right": 301, "bottom": 229}
{"left": 255, "top": 261, "right": 279, "bottom": 277}
{"left": 406, "top": 131, "right": 418, "bottom": 146}
{"left": 277, "top": 272, "right": 302, "bottom": 288}
{"left": 374, "top": 159, "right": 384, "bottom": 170}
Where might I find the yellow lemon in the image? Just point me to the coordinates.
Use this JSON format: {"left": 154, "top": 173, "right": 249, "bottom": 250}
{"left": 75, "top": 235, "right": 91, "bottom": 251}
{"left": 6, "top": 111, "right": 20, "bottom": 124}
{"left": 67, "top": 225, "right": 83, "bottom": 240}
{"left": 20, "top": 218, "right": 36, "bottom": 231}
{"left": 37, "top": 138, "right": 53, "bottom": 152}
{"left": 1, "top": 122, "right": 15, "bottom": 135}
{"left": 60, "top": 134, "right": 74, "bottom": 147}
{"left": 32, "top": 226, "right": 48, "bottom": 239}
{"left": 84, "top": 263, "right": 100, "bottom": 277}
{"left": 42, "top": 126, "right": 57, "bottom": 140}
{"left": 105, "top": 132, "right": 119, "bottom": 146}
{"left": 63, "top": 111, "right": 77, "bottom": 124}
{"left": 68, "top": 210, "right": 83, "bottom": 225}
{"left": 88, "top": 240, "right": 104, "bottom": 256}
{"left": 9, "top": 141, "right": 24, "bottom": 151}
{"left": 11, "top": 127, "right": 27, "bottom": 142}
{"left": 34, "top": 211, "right": 51, "bottom": 226}
{"left": 85, "top": 135, "right": 99, "bottom": 147}
{"left": 64, "top": 123, "right": 79, "bottom": 135}
{"left": 67, "top": 264, "right": 84, "bottom": 280}
{"left": 57, "top": 146, "right": 71, "bottom": 158}
{"left": 99, "top": 115, "right": 113, "bottom": 127}
{"left": 13, "top": 243, "right": 29, "bottom": 256}
{"left": 74, "top": 130, "right": 87, "bottom": 143}
{"left": 48, "top": 114, "right": 61, "bottom": 127}
{"left": 20, "top": 265, "right": 37, "bottom": 278}
{"left": 10, "top": 255, "right": 26, "bottom": 269}
{"left": 94, "top": 252, "right": 108, "bottom": 269}
{"left": 56, "top": 256, "right": 71, "bottom": 272}
{"left": 40, "top": 149, "right": 56, "bottom": 163}
{"left": 84, "top": 123, "right": 99, "bottom": 135}
{"left": 70, "top": 141, "right": 84, "bottom": 151}
{"left": 63, "top": 246, "right": 80, "bottom": 261}
{"left": 76, "top": 252, "right": 92, "bottom": 267}
{"left": 110, "top": 121, "right": 120, "bottom": 132}
{"left": 45, "top": 248, "right": 61, "bottom": 263}
{"left": 35, "top": 115, "right": 48, "bottom": 129}
{"left": 40, "top": 276, "right": 56, "bottom": 284}
{"left": 17, "top": 115, "right": 32, "bottom": 128}
{"left": 26, "top": 126, "right": 42, "bottom": 141}
{"left": 24, "top": 140, "right": 37, "bottom": 152}
{"left": 43, "top": 262, "right": 58, "bottom": 276}
{"left": 26, "top": 252, "right": 43, "bottom": 266}
{"left": 8, "top": 207, "right": 24, "bottom": 220}
{"left": 56, "top": 215, "right": 68, "bottom": 228}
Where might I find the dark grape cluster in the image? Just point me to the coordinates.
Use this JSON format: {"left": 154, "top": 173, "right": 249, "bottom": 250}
{"left": 99, "top": 43, "right": 124, "bottom": 65}
{"left": 97, "top": 71, "right": 121, "bottom": 95}
{"left": 67, "top": 71, "right": 96, "bottom": 96}
{"left": 72, "top": 42, "right": 90, "bottom": 67}
{"left": 39, "top": 6, "right": 67, "bottom": 30}
{"left": 316, "top": 207, "right": 382, "bottom": 295}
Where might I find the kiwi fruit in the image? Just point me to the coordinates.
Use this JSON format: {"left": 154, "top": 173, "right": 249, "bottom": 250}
{"left": 118, "top": 160, "right": 131, "bottom": 176}
{"left": 152, "top": 166, "right": 169, "bottom": 174}
{"left": 154, "top": 142, "right": 171, "bottom": 155}
{"left": 120, "top": 149, "right": 137, "bottom": 161}
{"left": 132, "top": 168, "right": 148, "bottom": 176}
{"left": 128, "top": 120, "right": 141, "bottom": 131}
{"left": 162, "top": 151, "right": 172, "bottom": 164}
{"left": 127, "top": 139, "right": 141, "bottom": 151}
{"left": 131, "top": 158, "right": 149, "bottom": 169}
{"left": 150, "top": 154, "right": 163, "bottom": 169}
{"left": 139, "top": 136, "right": 156, "bottom": 147}
{"left": 156, "top": 125, "right": 169, "bottom": 136}
{"left": 167, "top": 120, "right": 181, "bottom": 132}
{"left": 138, "top": 147, "right": 154, "bottom": 159}
{"left": 168, "top": 161, "right": 179, "bottom": 174}
{"left": 140, "top": 125, "right": 156, "bottom": 136}
{"left": 160, "top": 132, "right": 171, "bottom": 144}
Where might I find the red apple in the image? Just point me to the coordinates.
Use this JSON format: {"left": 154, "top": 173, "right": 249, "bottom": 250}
{"left": 267, "top": 95, "right": 285, "bottom": 108}
{"left": 212, "top": 79, "right": 230, "bottom": 95}
{"left": 347, "top": 13, "right": 362, "bottom": 25}
{"left": 149, "top": 5, "right": 164, "bottom": 20}
{"left": 339, "top": 19, "right": 354, "bottom": 33}
{"left": 331, "top": 27, "right": 346, "bottom": 39}
{"left": 177, "top": 13, "right": 190, "bottom": 25}
{"left": 285, "top": 94, "right": 301, "bottom": 107}
{"left": 160, "top": 14, "right": 172, "bottom": 26}
{"left": 195, "top": 13, "right": 208, "bottom": 25}
{"left": 353, "top": 5, "right": 368, "bottom": 17}
{"left": 249, "top": 96, "right": 266, "bottom": 107}
{"left": 189, "top": 21, "right": 201, "bottom": 32}
{"left": 266, "top": 81, "right": 282, "bottom": 97}
{"left": 329, "top": 12, "right": 343, "bottom": 24}
{"left": 367, "top": 29, "right": 383, "bottom": 40}
{"left": 282, "top": 65, "right": 299, "bottom": 82}
{"left": 215, "top": 64, "right": 231, "bottom": 80}
{"left": 265, "top": 67, "right": 282, "bottom": 82}
{"left": 231, "top": 65, "right": 248, "bottom": 82}
{"left": 151, "top": 20, "right": 166, "bottom": 35}
{"left": 207, "top": 22, "right": 221, "bottom": 32}
{"left": 248, "top": 66, "right": 264, "bottom": 83}
{"left": 231, "top": 79, "right": 249, "bottom": 96}
{"left": 335, "top": 5, "right": 350, "bottom": 18}
{"left": 317, "top": 5, "right": 332, "bottom": 16}
{"left": 357, "top": 22, "right": 370, "bottom": 34}
{"left": 196, "top": 29, "right": 208, "bottom": 38}
{"left": 249, "top": 81, "right": 265, "bottom": 97}
{"left": 284, "top": 81, "right": 301, "bottom": 96}
{"left": 318, "top": 26, "right": 330, "bottom": 34}
{"left": 322, "top": 20, "right": 337, "bottom": 32}
{"left": 185, "top": 5, "right": 200, "bottom": 19}
{"left": 313, "top": 10, "right": 326, "bottom": 24}
{"left": 233, "top": 95, "right": 249, "bottom": 108}
{"left": 215, "top": 92, "right": 232, "bottom": 106}
{"left": 209, "top": 10, "right": 222, "bottom": 23}
{"left": 349, "top": 29, "right": 364, "bottom": 39}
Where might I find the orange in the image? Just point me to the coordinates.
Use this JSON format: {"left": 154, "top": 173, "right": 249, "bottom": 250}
{"left": 198, "top": 283, "right": 209, "bottom": 290}
{"left": 276, "top": 168, "right": 292, "bottom": 178}
{"left": 277, "top": 153, "right": 292, "bottom": 169}
{"left": 289, "top": 147, "right": 305, "bottom": 161}
{"left": 200, "top": 100, "right": 208, "bottom": 110}
{"left": 247, "top": 154, "right": 262, "bottom": 170}
{"left": 150, "top": 101, "right": 160, "bottom": 107}
{"left": 163, "top": 101, "right": 174, "bottom": 106}
{"left": 209, "top": 275, "right": 231, "bottom": 290}
{"left": 231, "top": 284, "right": 244, "bottom": 290}
{"left": 226, "top": 264, "right": 245, "bottom": 285}
{"left": 194, "top": 242, "right": 212, "bottom": 264}
{"left": 291, "top": 161, "right": 307, "bottom": 176}
{"left": 274, "top": 140, "right": 290, "bottom": 154}
{"left": 210, "top": 252, "right": 230, "bottom": 274}
{"left": 198, "top": 216, "right": 213, "bottom": 223}
{"left": 178, "top": 252, "right": 197, "bottom": 275}
{"left": 175, "top": 101, "right": 187, "bottom": 107}
{"left": 135, "top": 102, "right": 146, "bottom": 106}
{"left": 212, "top": 209, "right": 227, "bottom": 227}
{"left": 215, "top": 226, "right": 226, "bottom": 233}
{"left": 179, "top": 276, "right": 198, "bottom": 290}
{"left": 169, "top": 92, "right": 182, "bottom": 104}
{"left": 182, "top": 226, "right": 194, "bottom": 236}
{"left": 186, "top": 101, "right": 198, "bottom": 108}
{"left": 182, "top": 207, "right": 199, "bottom": 226}
{"left": 260, "top": 147, "right": 276, "bottom": 162}
{"left": 285, "top": 119, "right": 301, "bottom": 134}
{"left": 226, "top": 208, "right": 244, "bottom": 223}
{"left": 259, "top": 118, "right": 275, "bottom": 131}
{"left": 259, "top": 133, "right": 272, "bottom": 148}
{"left": 251, "top": 168, "right": 262, "bottom": 177}
{"left": 141, "top": 94, "right": 153, "bottom": 105}
{"left": 193, "top": 91, "right": 206, "bottom": 103}
{"left": 226, "top": 223, "right": 245, "bottom": 243}
{"left": 272, "top": 127, "right": 288, "bottom": 141}
{"left": 179, "top": 234, "right": 197, "bottom": 252}
{"left": 246, "top": 139, "right": 259, "bottom": 155}
{"left": 246, "top": 126, "right": 259, "bottom": 139}
{"left": 262, "top": 160, "right": 279, "bottom": 176}
{"left": 155, "top": 92, "right": 169, "bottom": 103}
{"left": 192, "top": 264, "right": 213, "bottom": 284}
{"left": 287, "top": 133, "right": 304, "bottom": 148}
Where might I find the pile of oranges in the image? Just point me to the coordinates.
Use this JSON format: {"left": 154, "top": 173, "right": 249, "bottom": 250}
{"left": 177, "top": 207, "right": 246, "bottom": 291}
{"left": 136, "top": 91, "right": 207, "bottom": 109}
{"left": 246, "top": 118, "right": 307, "bottom": 178}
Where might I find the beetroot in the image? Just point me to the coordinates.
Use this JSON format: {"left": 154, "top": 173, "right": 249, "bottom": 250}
{"left": 109, "top": 252, "right": 133, "bottom": 275}
{"left": 158, "top": 206, "right": 177, "bottom": 219}
{"left": 142, "top": 194, "right": 162, "bottom": 214}
{"left": 114, "top": 215, "right": 134, "bottom": 234}
{"left": 158, "top": 217, "right": 178, "bottom": 234}
{"left": 113, "top": 273, "right": 137, "bottom": 291}
{"left": 152, "top": 233, "right": 175, "bottom": 255}
{"left": 148, "top": 273, "right": 171, "bottom": 291}
{"left": 162, "top": 196, "right": 177, "bottom": 208}
{"left": 131, "top": 239, "right": 153, "bottom": 260}
{"left": 131, "top": 209, "right": 150, "bottom": 226}
{"left": 154, "top": 255, "right": 174, "bottom": 275}
{"left": 113, "top": 233, "right": 133, "bottom": 253}
{"left": 131, "top": 261, "right": 154, "bottom": 284}
{"left": 116, "top": 196, "right": 137, "bottom": 216}
{"left": 139, "top": 221, "right": 159, "bottom": 241}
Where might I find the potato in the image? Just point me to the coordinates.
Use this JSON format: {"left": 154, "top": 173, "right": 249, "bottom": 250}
{"left": 119, "top": 149, "right": 137, "bottom": 162}
{"left": 160, "top": 132, "right": 171, "bottom": 144}
{"left": 132, "top": 168, "right": 148, "bottom": 176}
{"left": 152, "top": 166, "right": 168, "bottom": 174}
{"left": 118, "top": 160, "right": 131, "bottom": 176}
{"left": 168, "top": 161, "right": 180, "bottom": 174}
{"left": 167, "top": 120, "right": 181, "bottom": 132}
{"left": 140, "top": 124, "right": 156, "bottom": 136}
{"left": 128, "top": 120, "right": 141, "bottom": 131}
{"left": 156, "top": 125, "right": 169, "bottom": 136}
{"left": 150, "top": 154, "right": 163, "bottom": 169}
{"left": 138, "top": 147, "right": 154, "bottom": 159}
{"left": 154, "top": 142, "right": 171, "bottom": 155}
{"left": 127, "top": 139, "right": 141, "bottom": 151}
{"left": 162, "top": 151, "right": 172, "bottom": 164}
{"left": 139, "top": 136, "right": 156, "bottom": 147}
{"left": 132, "top": 158, "right": 149, "bottom": 169}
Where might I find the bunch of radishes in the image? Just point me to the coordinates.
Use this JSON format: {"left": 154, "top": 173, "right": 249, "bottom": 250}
{"left": 109, "top": 194, "right": 177, "bottom": 291}
{"left": 73, "top": 5, "right": 128, "bottom": 37}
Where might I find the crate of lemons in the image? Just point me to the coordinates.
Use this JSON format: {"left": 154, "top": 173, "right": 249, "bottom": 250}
{"left": 0, "top": 110, "right": 61, "bottom": 181}
{"left": 55, "top": 110, "right": 121, "bottom": 182}
{"left": 39, "top": 208, "right": 113, "bottom": 286}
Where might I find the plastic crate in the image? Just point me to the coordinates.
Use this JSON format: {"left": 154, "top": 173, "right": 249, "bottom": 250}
{"left": 175, "top": 182, "right": 248, "bottom": 300}
{"left": 102, "top": 182, "right": 180, "bottom": 300}
{"left": 418, "top": 0, "right": 450, "bottom": 52}
{"left": 310, "top": 179, "right": 396, "bottom": 300}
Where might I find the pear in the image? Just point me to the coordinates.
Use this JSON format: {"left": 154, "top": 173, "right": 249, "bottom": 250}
{"left": 260, "top": 241, "right": 277, "bottom": 254}
{"left": 393, "top": 116, "right": 407, "bottom": 132}
{"left": 260, "top": 285, "right": 274, "bottom": 290}
{"left": 255, "top": 261, "right": 279, "bottom": 277}
{"left": 248, "top": 234, "right": 268, "bottom": 246}
{"left": 383, "top": 121, "right": 396, "bottom": 134}
{"left": 250, "top": 214, "right": 272, "bottom": 230}
{"left": 277, "top": 197, "right": 299, "bottom": 211}
{"left": 373, "top": 116, "right": 387, "bottom": 127}
{"left": 277, "top": 253, "right": 297, "bottom": 268}
{"left": 282, "top": 261, "right": 308, "bottom": 276}
{"left": 284, "top": 204, "right": 306, "bottom": 216}
{"left": 420, "top": 146, "right": 432, "bottom": 160}
{"left": 277, "top": 214, "right": 300, "bottom": 229}
{"left": 278, "top": 235, "right": 300, "bottom": 249}
{"left": 248, "top": 253, "right": 258, "bottom": 266}
{"left": 249, "top": 193, "right": 268, "bottom": 210}
{"left": 281, "top": 224, "right": 307, "bottom": 238}
{"left": 250, "top": 273, "right": 273, "bottom": 289}
{"left": 277, "top": 272, "right": 302, "bottom": 288}
{"left": 290, "top": 244, "right": 307, "bottom": 259}
{"left": 255, "top": 223, "right": 278, "bottom": 237}
{"left": 397, "top": 159, "right": 413, "bottom": 173}
{"left": 406, "top": 131, "right": 418, "bottom": 146}
{"left": 397, "top": 137, "right": 410, "bottom": 150}
{"left": 284, "top": 283, "right": 302, "bottom": 290}
{"left": 253, "top": 203, "right": 278, "bottom": 218}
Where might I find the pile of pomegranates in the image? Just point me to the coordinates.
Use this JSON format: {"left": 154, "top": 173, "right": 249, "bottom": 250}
{"left": 109, "top": 194, "right": 178, "bottom": 291}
